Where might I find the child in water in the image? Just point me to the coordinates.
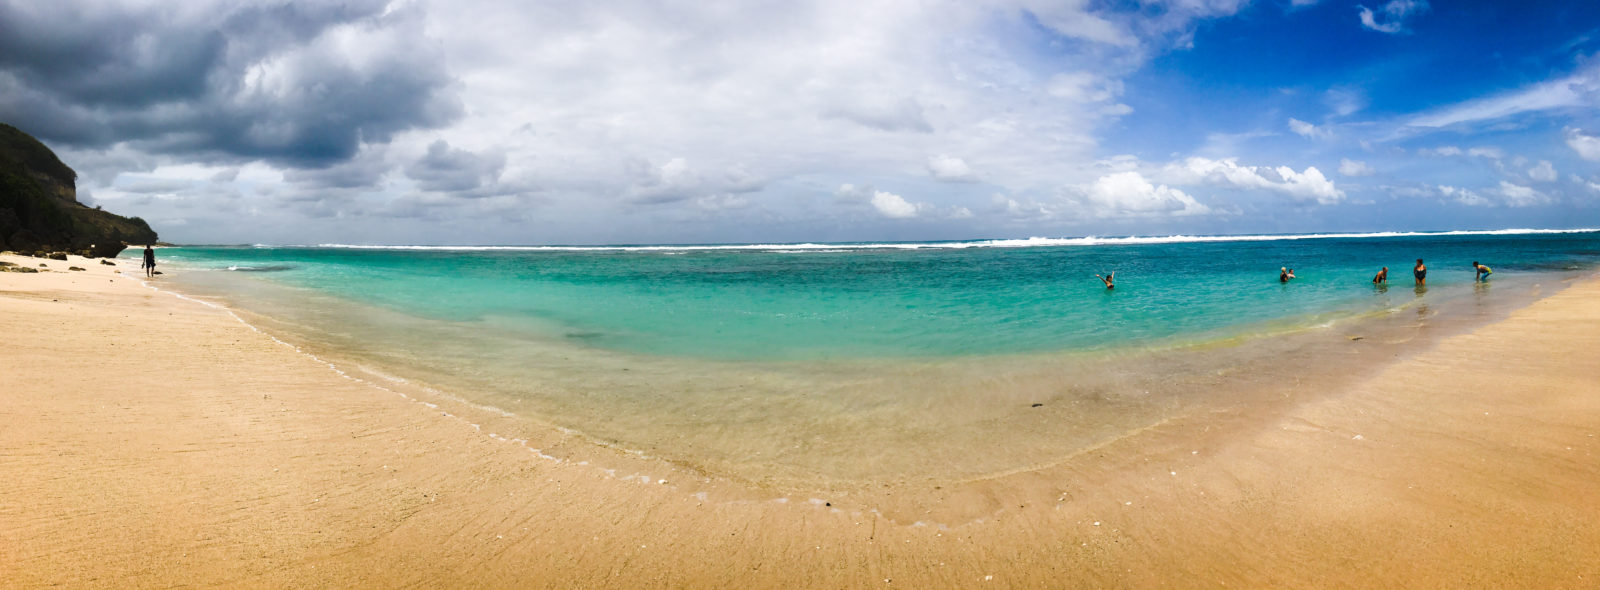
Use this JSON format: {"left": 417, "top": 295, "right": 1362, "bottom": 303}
{"left": 1473, "top": 261, "right": 1492, "bottom": 281}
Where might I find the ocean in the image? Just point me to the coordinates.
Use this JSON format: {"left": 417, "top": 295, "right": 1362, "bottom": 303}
{"left": 137, "top": 229, "right": 1600, "bottom": 517}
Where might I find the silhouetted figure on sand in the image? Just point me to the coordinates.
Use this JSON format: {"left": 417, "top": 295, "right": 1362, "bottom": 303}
{"left": 142, "top": 245, "right": 156, "bottom": 277}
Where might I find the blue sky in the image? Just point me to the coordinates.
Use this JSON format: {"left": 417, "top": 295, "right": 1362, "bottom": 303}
{"left": 2, "top": 0, "right": 1598, "bottom": 244}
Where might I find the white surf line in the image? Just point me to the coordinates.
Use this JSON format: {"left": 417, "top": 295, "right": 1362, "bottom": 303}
{"left": 298, "top": 227, "right": 1600, "bottom": 252}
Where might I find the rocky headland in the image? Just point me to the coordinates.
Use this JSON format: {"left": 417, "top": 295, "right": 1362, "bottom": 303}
{"left": 0, "top": 122, "right": 157, "bottom": 258}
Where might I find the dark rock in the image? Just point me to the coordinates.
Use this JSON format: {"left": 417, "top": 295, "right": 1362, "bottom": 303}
{"left": 84, "top": 242, "right": 129, "bottom": 258}
{"left": 2, "top": 266, "right": 39, "bottom": 273}
{"left": 68, "top": 266, "right": 85, "bottom": 271}
{"left": 38, "top": 263, "right": 46, "bottom": 267}
{"left": 100, "top": 260, "right": 116, "bottom": 266}
{"left": 1031, "top": 403, "right": 1043, "bottom": 408}
{"left": 7, "top": 230, "right": 41, "bottom": 254}
{"left": 152, "top": 271, "right": 163, "bottom": 275}
{"left": 46, "top": 251, "right": 67, "bottom": 261}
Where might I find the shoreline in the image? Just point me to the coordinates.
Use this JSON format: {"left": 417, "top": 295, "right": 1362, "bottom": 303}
{"left": 3, "top": 252, "right": 1599, "bottom": 587}
{"left": 154, "top": 254, "right": 1575, "bottom": 516}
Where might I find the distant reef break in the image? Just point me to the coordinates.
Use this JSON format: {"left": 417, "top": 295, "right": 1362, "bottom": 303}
{"left": 0, "top": 122, "right": 157, "bottom": 258}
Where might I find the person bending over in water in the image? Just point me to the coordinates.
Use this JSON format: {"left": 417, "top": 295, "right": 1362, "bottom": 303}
{"left": 1413, "top": 259, "right": 1426, "bottom": 285}
{"left": 1096, "top": 272, "right": 1114, "bottom": 289}
{"left": 1473, "top": 261, "right": 1492, "bottom": 281}
{"left": 1373, "top": 266, "right": 1388, "bottom": 284}
{"left": 141, "top": 245, "right": 156, "bottom": 278}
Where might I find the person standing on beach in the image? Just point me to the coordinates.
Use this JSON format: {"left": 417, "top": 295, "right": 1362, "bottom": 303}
{"left": 1373, "top": 267, "right": 1388, "bottom": 284}
{"left": 142, "top": 245, "right": 156, "bottom": 277}
{"left": 1413, "top": 259, "right": 1426, "bottom": 285}
{"left": 1473, "top": 261, "right": 1492, "bottom": 281}
{"left": 1096, "top": 272, "right": 1114, "bottom": 289}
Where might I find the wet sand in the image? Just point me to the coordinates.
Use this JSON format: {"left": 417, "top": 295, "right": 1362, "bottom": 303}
{"left": 2, "top": 252, "right": 1597, "bottom": 588}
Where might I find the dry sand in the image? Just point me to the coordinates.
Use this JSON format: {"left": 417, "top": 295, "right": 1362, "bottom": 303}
{"left": 2, "top": 252, "right": 1597, "bottom": 588}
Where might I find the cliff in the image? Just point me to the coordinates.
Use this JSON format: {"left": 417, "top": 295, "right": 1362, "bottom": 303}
{"left": 0, "top": 123, "right": 157, "bottom": 258}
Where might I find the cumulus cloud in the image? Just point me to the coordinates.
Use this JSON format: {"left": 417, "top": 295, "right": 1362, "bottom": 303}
{"left": 405, "top": 140, "right": 506, "bottom": 193}
{"left": 1288, "top": 118, "right": 1330, "bottom": 139}
{"left": 1358, "top": 0, "right": 1429, "bottom": 34}
{"left": 1073, "top": 171, "right": 1210, "bottom": 218}
{"left": 1527, "top": 160, "right": 1557, "bottom": 183}
{"left": 870, "top": 190, "right": 921, "bottom": 218}
{"left": 1168, "top": 157, "right": 1344, "bottom": 204}
{"left": 1338, "top": 158, "right": 1374, "bottom": 177}
{"left": 1496, "top": 182, "right": 1548, "bottom": 207}
{"left": 0, "top": 0, "right": 1278, "bottom": 244}
{"left": 927, "top": 155, "right": 977, "bottom": 182}
{"left": 1567, "top": 127, "right": 1600, "bottom": 161}
{"left": 1435, "top": 185, "right": 1489, "bottom": 207}
{"left": 0, "top": 1, "right": 461, "bottom": 166}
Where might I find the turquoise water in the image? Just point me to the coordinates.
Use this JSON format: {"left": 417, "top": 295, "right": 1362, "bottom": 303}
{"left": 133, "top": 229, "right": 1600, "bottom": 497}
{"left": 149, "top": 230, "right": 1600, "bottom": 361}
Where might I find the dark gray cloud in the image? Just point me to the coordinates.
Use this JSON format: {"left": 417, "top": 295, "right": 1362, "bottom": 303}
{"left": 405, "top": 140, "right": 506, "bottom": 192}
{"left": 283, "top": 146, "right": 393, "bottom": 189}
{"left": 0, "top": 0, "right": 460, "bottom": 167}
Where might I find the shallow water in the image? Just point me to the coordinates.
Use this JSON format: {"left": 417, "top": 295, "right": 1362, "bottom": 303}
{"left": 142, "top": 230, "right": 1600, "bottom": 513}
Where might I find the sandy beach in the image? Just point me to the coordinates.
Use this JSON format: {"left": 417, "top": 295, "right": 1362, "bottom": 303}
{"left": 3, "top": 252, "right": 1598, "bottom": 588}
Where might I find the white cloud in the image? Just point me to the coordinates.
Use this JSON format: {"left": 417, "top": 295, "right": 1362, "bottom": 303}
{"left": 839, "top": 183, "right": 968, "bottom": 220}
{"left": 927, "top": 155, "right": 977, "bottom": 182}
{"left": 1169, "top": 157, "right": 1344, "bottom": 204}
{"left": 1436, "top": 185, "right": 1489, "bottom": 207}
{"left": 1528, "top": 160, "right": 1557, "bottom": 183}
{"left": 1496, "top": 182, "right": 1548, "bottom": 207}
{"left": 1325, "top": 87, "right": 1367, "bottom": 116}
{"left": 1076, "top": 171, "right": 1209, "bottom": 218}
{"left": 1047, "top": 72, "right": 1124, "bottom": 103}
{"left": 1338, "top": 158, "right": 1374, "bottom": 177}
{"left": 870, "top": 190, "right": 920, "bottom": 218}
{"left": 1417, "top": 145, "right": 1501, "bottom": 159}
{"left": 624, "top": 158, "right": 763, "bottom": 204}
{"left": 1581, "top": 177, "right": 1600, "bottom": 195}
{"left": 1358, "top": 0, "right": 1429, "bottom": 34}
{"left": 1407, "top": 61, "right": 1595, "bottom": 129}
{"left": 1288, "top": 118, "right": 1330, "bottom": 139}
{"left": 1567, "top": 127, "right": 1600, "bottom": 161}
{"left": 1468, "top": 147, "right": 1504, "bottom": 160}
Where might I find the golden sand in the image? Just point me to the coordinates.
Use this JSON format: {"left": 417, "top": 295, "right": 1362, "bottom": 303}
{"left": 2, "top": 252, "right": 1597, "bottom": 588}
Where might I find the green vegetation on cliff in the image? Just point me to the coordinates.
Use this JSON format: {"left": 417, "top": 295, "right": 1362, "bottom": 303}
{"left": 0, "top": 123, "right": 157, "bottom": 257}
